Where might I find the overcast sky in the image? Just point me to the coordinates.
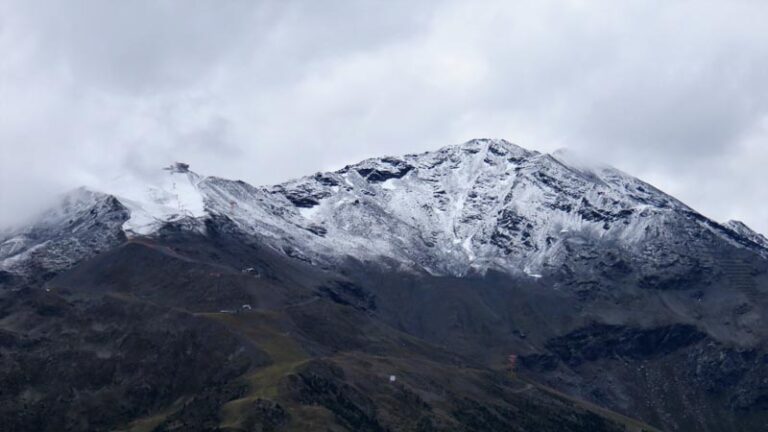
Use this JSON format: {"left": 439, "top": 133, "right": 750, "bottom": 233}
{"left": 1, "top": 1, "right": 767, "bottom": 233}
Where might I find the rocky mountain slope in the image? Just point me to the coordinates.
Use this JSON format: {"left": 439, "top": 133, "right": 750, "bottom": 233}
{"left": 724, "top": 220, "right": 768, "bottom": 250}
{"left": 4, "top": 139, "right": 765, "bottom": 281}
{"left": 1, "top": 139, "right": 767, "bottom": 431}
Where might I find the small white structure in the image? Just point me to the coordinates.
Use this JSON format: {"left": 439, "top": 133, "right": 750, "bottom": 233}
{"left": 241, "top": 267, "right": 261, "bottom": 277}
{"left": 389, "top": 375, "right": 396, "bottom": 383}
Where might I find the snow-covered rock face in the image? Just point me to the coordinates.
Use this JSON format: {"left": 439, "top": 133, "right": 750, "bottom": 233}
{"left": 0, "top": 188, "right": 128, "bottom": 279}
{"left": 162, "top": 138, "right": 765, "bottom": 278}
{"left": 724, "top": 220, "right": 768, "bottom": 250}
{"left": 109, "top": 168, "right": 207, "bottom": 236}
{"left": 255, "top": 138, "right": 750, "bottom": 277}
{"left": 2, "top": 139, "right": 767, "bottom": 280}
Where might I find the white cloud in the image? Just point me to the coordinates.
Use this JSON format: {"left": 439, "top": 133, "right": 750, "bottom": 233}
{"left": 1, "top": 0, "right": 767, "bottom": 234}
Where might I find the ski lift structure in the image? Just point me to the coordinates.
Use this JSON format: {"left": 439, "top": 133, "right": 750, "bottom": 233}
{"left": 164, "top": 162, "right": 190, "bottom": 173}
{"left": 161, "top": 162, "right": 192, "bottom": 215}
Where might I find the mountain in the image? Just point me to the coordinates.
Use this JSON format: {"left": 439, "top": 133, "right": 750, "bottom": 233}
{"left": 1, "top": 139, "right": 767, "bottom": 431}
{"left": 0, "top": 187, "right": 128, "bottom": 283}
{"left": 724, "top": 220, "right": 768, "bottom": 250}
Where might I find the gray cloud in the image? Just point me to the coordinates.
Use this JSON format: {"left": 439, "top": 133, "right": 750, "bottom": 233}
{"left": 1, "top": 0, "right": 767, "bottom": 234}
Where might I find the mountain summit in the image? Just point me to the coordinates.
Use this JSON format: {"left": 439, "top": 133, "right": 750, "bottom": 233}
{"left": 3, "top": 138, "right": 764, "bottom": 281}
{"left": 1, "top": 140, "right": 767, "bottom": 431}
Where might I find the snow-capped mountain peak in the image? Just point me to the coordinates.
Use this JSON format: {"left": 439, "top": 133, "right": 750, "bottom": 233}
{"left": 3, "top": 139, "right": 767, "bottom": 281}
{"left": 243, "top": 138, "right": 763, "bottom": 276}
{"left": 0, "top": 188, "right": 128, "bottom": 279}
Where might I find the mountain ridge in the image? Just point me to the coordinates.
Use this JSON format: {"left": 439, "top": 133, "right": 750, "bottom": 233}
{"left": 2, "top": 138, "right": 765, "bottom": 281}
{"left": 2, "top": 139, "right": 768, "bottom": 431}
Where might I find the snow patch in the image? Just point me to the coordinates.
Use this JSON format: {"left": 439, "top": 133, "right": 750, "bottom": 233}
{"left": 104, "top": 170, "right": 206, "bottom": 236}
{"left": 524, "top": 268, "right": 543, "bottom": 279}
{"left": 299, "top": 205, "right": 320, "bottom": 219}
{"left": 381, "top": 179, "right": 398, "bottom": 190}
{"left": 462, "top": 236, "right": 476, "bottom": 261}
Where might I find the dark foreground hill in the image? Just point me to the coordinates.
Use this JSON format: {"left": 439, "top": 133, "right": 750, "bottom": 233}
{"left": 1, "top": 229, "right": 660, "bottom": 432}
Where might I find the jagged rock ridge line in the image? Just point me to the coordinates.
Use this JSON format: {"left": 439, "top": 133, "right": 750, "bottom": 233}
{"left": 1, "top": 138, "right": 766, "bottom": 280}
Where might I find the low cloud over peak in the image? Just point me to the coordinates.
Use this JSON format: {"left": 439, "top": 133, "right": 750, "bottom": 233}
{"left": 1, "top": 0, "right": 766, "bottom": 234}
